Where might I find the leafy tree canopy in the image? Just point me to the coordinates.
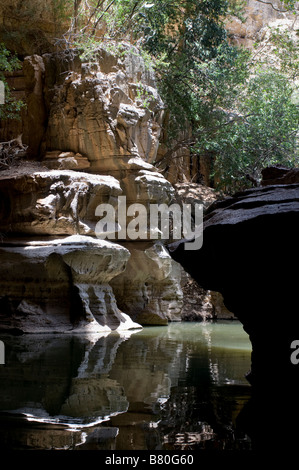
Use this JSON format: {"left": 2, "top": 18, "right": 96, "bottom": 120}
{"left": 0, "top": 44, "right": 24, "bottom": 120}
{"left": 66, "top": 0, "right": 299, "bottom": 192}
{"left": 2, "top": 0, "right": 298, "bottom": 191}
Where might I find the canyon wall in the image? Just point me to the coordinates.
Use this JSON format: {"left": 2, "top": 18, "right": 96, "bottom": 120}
{"left": 0, "top": 43, "right": 188, "bottom": 332}
{"left": 2, "top": 0, "right": 291, "bottom": 330}
{"left": 0, "top": 0, "right": 71, "bottom": 56}
{"left": 227, "top": 0, "right": 298, "bottom": 49}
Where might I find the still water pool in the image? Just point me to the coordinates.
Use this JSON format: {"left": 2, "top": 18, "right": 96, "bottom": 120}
{"left": 0, "top": 321, "right": 252, "bottom": 450}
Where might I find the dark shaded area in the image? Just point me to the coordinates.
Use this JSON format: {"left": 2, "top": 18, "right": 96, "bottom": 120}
{"left": 168, "top": 172, "right": 299, "bottom": 452}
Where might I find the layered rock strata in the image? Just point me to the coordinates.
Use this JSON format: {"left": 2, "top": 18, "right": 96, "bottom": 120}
{"left": 0, "top": 162, "right": 182, "bottom": 328}
{"left": 42, "top": 46, "right": 163, "bottom": 172}
{"left": 0, "top": 235, "right": 141, "bottom": 334}
{"left": 0, "top": 43, "right": 186, "bottom": 329}
{"left": 0, "top": 168, "right": 122, "bottom": 237}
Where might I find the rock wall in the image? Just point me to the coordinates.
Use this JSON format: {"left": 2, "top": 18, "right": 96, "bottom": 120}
{"left": 42, "top": 46, "right": 163, "bottom": 173}
{"left": 1, "top": 10, "right": 241, "bottom": 330}
{"left": 0, "top": 160, "right": 183, "bottom": 331}
{"left": 0, "top": 235, "right": 139, "bottom": 334}
{"left": 0, "top": 55, "right": 47, "bottom": 156}
{"left": 111, "top": 242, "right": 183, "bottom": 325}
{"left": 0, "top": 44, "right": 187, "bottom": 332}
{"left": 0, "top": 167, "right": 122, "bottom": 236}
{"left": 0, "top": 0, "right": 71, "bottom": 56}
{"left": 226, "top": 0, "right": 298, "bottom": 49}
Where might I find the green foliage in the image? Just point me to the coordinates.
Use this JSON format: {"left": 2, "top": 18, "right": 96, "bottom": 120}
{"left": 70, "top": 1, "right": 229, "bottom": 60}
{"left": 206, "top": 27, "right": 299, "bottom": 192}
{"left": 0, "top": 44, "right": 21, "bottom": 72}
{"left": 129, "top": 0, "right": 234, "bottom": 139}
{"left": 147, "top": 4, "right": 299, "bottom": 193}
{"left": 211, "top": 71, "right": 299, "bottom": 192}
{"left": 57, "top": 1, "right": 299, "bottom": 192}
{"left": 227, "top": 0, "right": 247, "bottom": 20}
{"left": 137, "top": 0, "right": 228, "bottom": 57}
{"left": 282, "top": 0, "right": 296, "bottom": 7}
{"left": 0, "top": 44, "right": 25, "bottom": 120}
{"left": 268, "top": 27, "right": 299, "bottom": 79}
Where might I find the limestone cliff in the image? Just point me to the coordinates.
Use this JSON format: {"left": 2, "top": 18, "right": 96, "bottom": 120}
{"left": 0, "top": 235, "right": 139, "bottom": 334}
{"left": 4, "top": 0, "right": 287, "bottom": 330}
{"left": 227, "top": 0, "right": 298, "bottom": 49}
{"left": 0, "top": 43, "right": 186, "bottom": 332}
{"left": 0, "top": 0, "right": 71, "bottom": 56}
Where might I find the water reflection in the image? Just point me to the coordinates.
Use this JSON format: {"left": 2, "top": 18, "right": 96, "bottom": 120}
{"left": 0, "top": 322, "right": 252, "bottom": 450}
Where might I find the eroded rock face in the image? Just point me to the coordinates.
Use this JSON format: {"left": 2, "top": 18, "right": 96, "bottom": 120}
{"left": 111, "top": 242, "right": 183, "bottom": 325}
{"left": 42, "top": 150, "right": 91, "bottom": 171}
{"left": 0, "top": 162, "right": 181, "bottom": 327}
{"left": 43, "top": 46, "right": 163, "bottom": 174}
{"left": 226, "top": 0, "right": 294, "bottom": 49}
{"left": 0, "top": 45, "right": 186, "bottom": 329}
{"left": 0, "top": 169, "right": 122, "bottom": 237}
{"left": 0, "top": 55, "right": 47, "bottom": 155}
{"left": 41, "top": 47, "right": 174, "bottom": 242}
{"left": 0, "top": 235, "right": 141, "bottom": 333}
{"left": 261, "top": 165, "right": 299, "bottom": 186}
{"left": 0, "top": 1, "right": 70, "bottom": 56}
{"left": 169, "top": 183, "right": 299, "bottom": 449}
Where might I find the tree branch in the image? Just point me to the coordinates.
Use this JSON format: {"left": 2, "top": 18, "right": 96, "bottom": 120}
{"left": 254, "top": 0, "right": 298, "bottom": 13}
{"left": 0, "top": 136, "right": 28, "bottom": 169}
{"left": 91, "top": 0, "right": 117, "bottom": 35}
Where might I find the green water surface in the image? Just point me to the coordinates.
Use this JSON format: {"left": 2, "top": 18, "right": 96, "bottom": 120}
{"left": 0, "top": 321, "right": 252, "bottom": 450}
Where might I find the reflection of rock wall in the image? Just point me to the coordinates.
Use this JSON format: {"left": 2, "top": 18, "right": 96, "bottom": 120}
{"left": 0, "top": 333, "right": 130, "bottom": 449}
{"left": 0, "top": 322, "right": 251, "bottom": 450}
